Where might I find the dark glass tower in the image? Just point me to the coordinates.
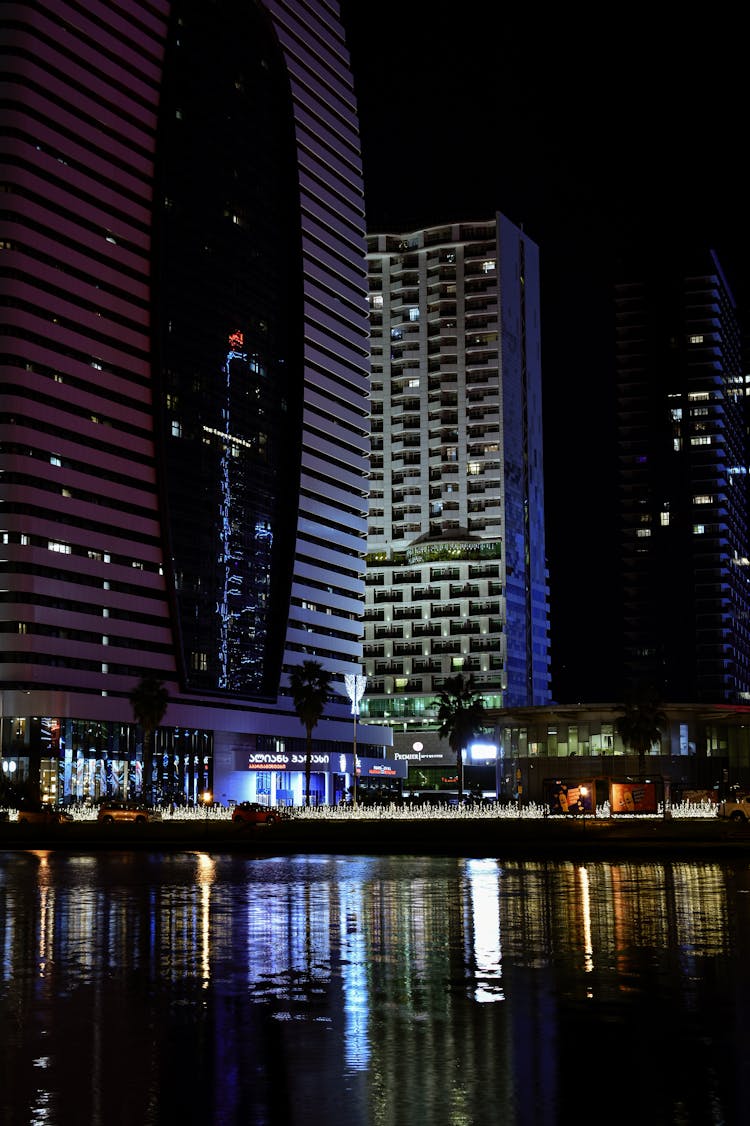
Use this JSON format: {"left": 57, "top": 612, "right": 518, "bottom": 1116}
{"left": 156, "top": 2, "right": 302, "bottom": 699}
{"left": 616, "top": 250, "right": 750, "bottom": 704}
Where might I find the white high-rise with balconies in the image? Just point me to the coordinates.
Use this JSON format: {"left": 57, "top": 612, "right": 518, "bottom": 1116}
{"left": 362, "top": 216, "right": 550, "bottom": 760}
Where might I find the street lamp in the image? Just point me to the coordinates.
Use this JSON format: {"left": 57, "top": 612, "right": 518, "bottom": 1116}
{"left": 202, "top": 789, "right": 212, "bottom": 823}
{"left": 344, "top": 671, "right": 367, "bottom": 808}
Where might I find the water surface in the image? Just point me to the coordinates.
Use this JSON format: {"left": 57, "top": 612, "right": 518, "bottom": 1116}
{"left": 1, "top": 850, "right": 748, "bottom": 1125}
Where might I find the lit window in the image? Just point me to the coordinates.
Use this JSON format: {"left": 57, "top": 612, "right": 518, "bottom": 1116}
{"left": 670, "top": 408, "right": 682, "bottom": 421}
{"left": 482, "top": 259, "right": 496, "bottom": 273}
{"left": 408, "top": 307, "right": 419, "bottom": 322}
{"left": 50, "top": 455, "right": 61, "bottom": 466}
{"left": 48, "top": 541, "right": 71, "bottom": 554}
{"left": 689, "top": 334, "right": 704, "bottom": 344}
{"left": 468, "top": 462, "right": 481, "bottom": 475}
{"left": 636, "top": 528, "right": 651, "bottom": 537}
{"left": 371, "top": 294, "right": 383, "bottom": 309}
{"left": 660, "top": 512, "right": 670, "bottom": 526}
{"left": 171, "top": 419, "right": 182, "bottom": 438}
{"left": 407, "top": 378, "right": 419, "bottom": 388}
{"left": 693, "top": 525, "right": 705, "bottom": 535}
{"left": 690, "top": 436, "right": 711, "bottom": 445}
{"left": 694, "top": 494, "right": 712, "bottom": 505}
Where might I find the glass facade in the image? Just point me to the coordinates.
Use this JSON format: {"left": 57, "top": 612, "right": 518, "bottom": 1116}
{"left": 157, "top": 2, "right": 301, "bottom": 698}
{"left": 616, "top": 252, "right": 750, "bottom": 702}
{"left": 0, "top": 716, "right": 211, "bottom": 806}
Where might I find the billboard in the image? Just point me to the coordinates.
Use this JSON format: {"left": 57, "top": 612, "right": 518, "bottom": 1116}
{"left": 549, "top": 780, "right": 594, "bottom": 815}
{"left": 611, "top": 781, "right": 657, "bottom": 814}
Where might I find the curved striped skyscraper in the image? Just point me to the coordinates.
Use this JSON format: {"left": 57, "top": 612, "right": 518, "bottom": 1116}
{"left": 0, "top": 0, "right": 395, "bottom": 806}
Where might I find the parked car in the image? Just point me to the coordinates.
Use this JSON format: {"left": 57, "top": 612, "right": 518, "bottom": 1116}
{"left": 231, "top": 802, "right": 282, "bottom": 826}
{"left": 97, "top": 801, "right": 163, "bottom": 826}
{"left": 16, "top": 802, "right": 74, "bottom": 825}
{"left": 717, "top": 795, "right": 750, "bottom": 823}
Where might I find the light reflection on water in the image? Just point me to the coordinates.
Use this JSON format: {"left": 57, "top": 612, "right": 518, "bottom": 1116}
{"left": 1, "top": 850, "right": 749, "bottom": 1125}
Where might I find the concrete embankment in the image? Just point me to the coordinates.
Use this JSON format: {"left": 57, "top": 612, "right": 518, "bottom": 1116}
{"left": 0, "top": 815, "right": 748, "bottom": 859}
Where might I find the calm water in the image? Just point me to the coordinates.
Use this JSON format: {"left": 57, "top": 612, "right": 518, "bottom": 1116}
{"left": 1, "top": 849, "right": 749, "bottom": 1126}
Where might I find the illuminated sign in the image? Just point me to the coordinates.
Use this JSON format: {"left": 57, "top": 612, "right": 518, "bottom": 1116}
{"left": 549, "top": 780, "right": 594, "bottom": 814}
{"left": 247, "top": 752, "right": 329, "bottom": 770}
{"left": 469, "top": 742, "right": 497, "bottom": 762}
{"left": 611, "top": 782, "right": 657, "bottom": 814}
{"left": 246, "top": 753, "right": 406, "bottom": 777}
{"left": 394, "top": 751, "right": 445, "bottom": 762}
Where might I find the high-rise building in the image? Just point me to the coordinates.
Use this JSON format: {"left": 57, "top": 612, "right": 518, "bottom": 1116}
{"left": 616, "top": 249, "right": 750, "bottom": 704}
{"left": 0, "top": 0, "right": 399, "bottom": 806}
{"left": 362, "top": 216, "right": 550, "bottom": 756}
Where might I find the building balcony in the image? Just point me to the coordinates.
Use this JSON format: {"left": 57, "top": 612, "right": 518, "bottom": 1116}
{"left": 430, "top": 604, "right": 461, "bottom": 617}
{"left": 375, "top": 661, "right": 404, "bottom": 675}
{"left": 412, "top": 622, "right": 441, "bottom": 637}
{"left": 449, "top": 584, "right": 480, "bottom": 598}
{"left": 432, "top": 639, "right": 461, "bottom": 654}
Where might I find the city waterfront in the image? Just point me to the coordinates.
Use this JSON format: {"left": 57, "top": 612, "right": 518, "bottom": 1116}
{"left": 1, "top": 847, "right": 748, "bottom": 1124}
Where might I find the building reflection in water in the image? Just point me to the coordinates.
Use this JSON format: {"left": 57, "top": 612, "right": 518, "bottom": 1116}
{"left": 0, "top": 851, "right": 746, "bottom": 1125}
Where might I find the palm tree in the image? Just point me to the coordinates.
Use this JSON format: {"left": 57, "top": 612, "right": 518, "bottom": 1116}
{"left": 289, "top": 660, "right": 333, "bottom": 807}
{"left": 129, "top": 676, "right": 169, "bottom": 802}
{"left": 433, "top": 673, "right": 486, "bottom": 801}
{"left": 615, "top": 684, "right": 667, "bottom": 767}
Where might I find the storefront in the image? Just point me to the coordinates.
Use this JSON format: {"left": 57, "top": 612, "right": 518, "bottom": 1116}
{"left": 0, "top": 713, "right": 406, "bottom": 811}
{"left": 215, "top": 748, "right": 407, "bottom": 808}
{"left": 0, "top": 715, "right": 211, "bottom": 807}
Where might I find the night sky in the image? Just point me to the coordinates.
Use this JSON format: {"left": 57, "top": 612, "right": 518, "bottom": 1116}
{"left": 340, "top": 4, "right": 749, "bottom": 703}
